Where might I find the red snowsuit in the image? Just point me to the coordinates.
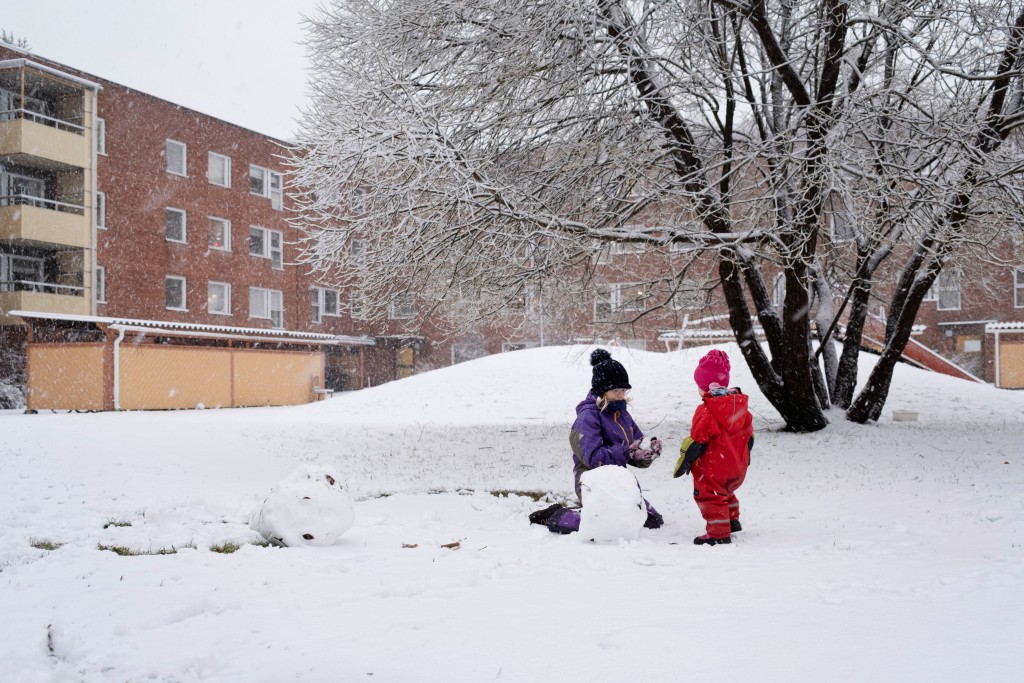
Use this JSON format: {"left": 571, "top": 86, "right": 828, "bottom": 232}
{"left": 688, "top": 390, "right": 753, "bottom": 539}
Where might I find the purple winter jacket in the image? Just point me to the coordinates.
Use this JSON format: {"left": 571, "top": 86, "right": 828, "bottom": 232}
{"left": 568, "top": 394, "right": 644, "bottom": 499}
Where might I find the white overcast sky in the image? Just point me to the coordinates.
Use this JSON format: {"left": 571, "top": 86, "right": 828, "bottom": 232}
{"left": 2, "top": 0, "right": 325, "bottom": 140}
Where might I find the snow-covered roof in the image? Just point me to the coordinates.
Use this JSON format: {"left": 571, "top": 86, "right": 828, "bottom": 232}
{"left": 8, "top": 311, "right": 375, "bottom": 346}
{"left": 658, "top": 328, "right": 760, "bottom": 341}
{"left": 986, "top": 321, "right": 1024, "bottom": 332}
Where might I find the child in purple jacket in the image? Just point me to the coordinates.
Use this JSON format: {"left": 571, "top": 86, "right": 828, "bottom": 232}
{"left": 529, "top": 348, "right": 664, "bottom": 534}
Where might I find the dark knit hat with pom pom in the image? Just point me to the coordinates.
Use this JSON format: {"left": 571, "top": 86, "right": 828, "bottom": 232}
{"left": 590, "top": 348, "right": 631, "bottom": 396}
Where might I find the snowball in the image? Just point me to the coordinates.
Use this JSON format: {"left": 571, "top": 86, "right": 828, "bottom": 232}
{"left": 577, "top": 466, "right": 647, "bottom": 543}
{"left": 249, "top": 464, "right": 354, "bottom": 547}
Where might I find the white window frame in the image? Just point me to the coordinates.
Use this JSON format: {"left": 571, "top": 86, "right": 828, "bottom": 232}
{"left": 311, "top": 287, "right": 339, "bottom": 323}
{"left": 165, "top": 139, "right": 186, "bottom": 176}
{"left": 615, "top": 283, "right": 648, "bottom": 312}
{"left": 349, "top": 291, "right": 368, "bottom": 320}
{"left": 828, "top": 209, "right": 856, "bottom": 242}
{"left": 95, "top": 191, "right": 106, "bottom": 229}
{"left": 95, "top": 265, "right": 106, "bottom": 303}
{"left": 208, "top": 281, "right": 232, "bottom": 316}
{"left": 249, "top": 164, "right": 283, "bottom": 210}
{"left": 166, "top": 207, "right": 187, "bottom": 243}
{"left": 96, "top": 117, "right": 106, "bottom": 156}
{"left": 390, "top": 292, "right": 415, "bottom": 320}
{"left": 249, "top": 226, "right": 283, "bottom": 270}
{"left": 773, "top": 273, "right": 786, "bottom": 309}
{"left": 594, "top": 285, "right": 614, "bottom": 321}
{"left": 611, "top": 241, "right": 645, "bottom": 256}
{"left": 935, "top": 269, "right": 961, "bottom": 311}
{"left": 208, "top": 216, "right": 231, "bottom": 252}
{"left": 671, "top": 280, "right": 707, "bottom": 310}
{"left": 165, "top": 275, "right": 187, "bottom": 311}
{"left": 351, "top": 238, "right": 366, "bottom": 266}
{"left": 249, "top": 286, "right": 284, "bottom": 328}
{"left": 207, "top": 152, "right": 232, "bottom": 188}
{"left": 1014, "top": 268, "right": 1024, "bottom": 308}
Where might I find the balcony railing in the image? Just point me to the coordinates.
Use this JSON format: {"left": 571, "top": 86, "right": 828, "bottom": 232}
{"left": 0, "top": 279, "right": 85, "bottom": 295}
{"left": 0, "top": 194, "right": 85, "bottom": 215}
{"left": 0, "top": 108, "right": 85, "bottom": 135}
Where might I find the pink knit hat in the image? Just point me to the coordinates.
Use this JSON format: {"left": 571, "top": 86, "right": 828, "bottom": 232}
{"left": 694, "top": 350, "right": 730, "bottom": 392}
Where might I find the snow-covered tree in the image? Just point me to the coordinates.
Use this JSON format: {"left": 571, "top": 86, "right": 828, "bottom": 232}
{"left": 291, "top": 0, "right": 1024, "bottom": 430}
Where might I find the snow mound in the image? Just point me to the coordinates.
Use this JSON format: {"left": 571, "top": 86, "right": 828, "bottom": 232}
{"left": 249, "top": 464, "right": 354, "bottom": 547}
{"left": 578, "top": 466, "right": 647, "bottom": 543}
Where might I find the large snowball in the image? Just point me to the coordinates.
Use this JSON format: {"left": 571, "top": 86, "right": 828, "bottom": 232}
{"left": 249, "top": 464, "right": 354, "bottom": 547}
{"left": 578, "top": 466, "right": 647, "bottom": 542}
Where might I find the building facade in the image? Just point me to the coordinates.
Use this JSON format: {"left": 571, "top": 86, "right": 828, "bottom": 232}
{"left": 2, "top": 43, "right": 1022, "bottom": 410}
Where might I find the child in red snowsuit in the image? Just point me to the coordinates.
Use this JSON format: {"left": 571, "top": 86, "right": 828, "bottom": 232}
{"left": 674, "top": 349, "right": 754, "bottom": 546}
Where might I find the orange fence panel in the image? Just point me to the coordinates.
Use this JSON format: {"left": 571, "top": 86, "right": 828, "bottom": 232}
{"left": 26, "top": 344, "right": 106, "bottom": 411}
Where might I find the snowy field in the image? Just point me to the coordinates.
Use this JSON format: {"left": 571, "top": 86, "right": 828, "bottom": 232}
{"left": 1, "top": 343, "right": 1022, "bottom": 682}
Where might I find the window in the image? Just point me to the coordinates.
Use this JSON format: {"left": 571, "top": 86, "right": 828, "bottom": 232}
{"left": 671, "top": 280, "right": 708, "bottom": 310}
{"left": 594, "top": 285, "right": 614, "bottom": 320}
{"left": 594, "top": 283, "right": 649, "bottom": 320}
{"left": 95, "top": 266, "right": 106, "bottom": 303}
{"left": 1015, "top": 268, "right": 1024, "bottom": 308}
{"left": 935, "top": 269, "right": 961, "bottom": 311}
{"left": 615, "top": 283, "right": 648, "bottom": 312}
{"left": 208, "top": 281, "right": 231, "bottom": 315}
{"left": 165, "top": 276, "right": 186, "bottom": 311}
{"left": 249, "top": 287, "right": 284, "bottom": 328}
{"left": 611, "top": 241, "right": 645, "bottom": 256}
{"left": 773, "top": 273, "right": 786, "bottom": 309}
{"left": 3, "top": 170, "right": 45, "bottom": 199}
{"left": 208, "top": 216, "right": 231, "bottom": 251}
{"left": 96, "top": 118, "right": 106, "bottom": 155}
{"left": 208, "top": 152, "right": 231, "bottom": 188}
{"left": 350, "top": 291, "right": 367, "bottom": 320}
{"left": 828, "top": 210, "right": 856, "bottom": 242}
{"left": 351, "top": 239, "right": 366, "bottom": 266}
{"left": 311, "top": 287, "right": 339, "bottom": 323}
{"left": 95, "top": 191, "right": 106, "bottom": 229}
{"left": 166, "top": 139, "right": 186, "bottom": 176}
{"left": 250, "top": 164, "right": 283, "bottom": 210}
{"left": 166, "top": 208, "right": 186, "bottom": 243}
{"left": 352, "top": 187, "right": 366, "bottom": 214}
{"left": 249, "top": 226, "right": 283, "bottom": 269}
{"left": 390, "top": 292, "right": 415, "bottom": 319}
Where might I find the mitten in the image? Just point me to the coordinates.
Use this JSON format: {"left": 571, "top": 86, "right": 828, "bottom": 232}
{"left": 628, "top": 439, "right": 654, "bottom": 468}
{"left": 673, "top": 437, "right": 707, "bottom": 478}
{"left": 649, "top": 437, "right": 662, "bottom": 459}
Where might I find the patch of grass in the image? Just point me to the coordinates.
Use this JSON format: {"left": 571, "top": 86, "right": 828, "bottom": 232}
{"left": 209, "top": 542, "right": 242, "bottom": 554}
{"left": 103, "top": 519, "right": 132, "bottom": 529}
{"left": 210, "top": 540, "right": 272, "bottom": 553}
{"left": 97, "top": 543, "right": 178, "bottom": 557}
{"left": 30, "top": 538, "right": 63, "bottom": 551}
{"left": 489, "top": 489, "right": 552, "bottom": 502}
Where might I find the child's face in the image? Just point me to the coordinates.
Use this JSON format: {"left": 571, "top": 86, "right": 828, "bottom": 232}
{"left": 604, "top": 388, "right": 629, "bottom": 401}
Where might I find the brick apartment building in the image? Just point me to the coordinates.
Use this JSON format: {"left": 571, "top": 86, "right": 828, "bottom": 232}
{"left": 2, "top": 43, "right": 1022, "bottom": 410}
{"left": 0, "top": 44, "right": 434, "bottom": 408}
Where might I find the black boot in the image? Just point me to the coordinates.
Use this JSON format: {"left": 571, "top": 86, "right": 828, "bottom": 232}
{"left": 528, "top": 503, "right": 565, "bottom": 526}
{"left": 644, "top": 510, "right": 664, "bottom": 529}
{"left": 730, "top": 519, "right": 742, "bottom": 533}
{"left": 694, "top": 534, "right": 731, "bottom": 546}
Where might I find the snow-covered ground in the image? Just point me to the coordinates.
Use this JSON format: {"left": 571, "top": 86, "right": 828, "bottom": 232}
{"left": 1, "top": 344, "right": 1022, "bottom": 682}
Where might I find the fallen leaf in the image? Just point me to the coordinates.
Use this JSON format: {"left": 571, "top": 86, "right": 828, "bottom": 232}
{"left": 441, "top": 541, "right": 461, "bottom": 550}
{"left": 402, "top": 543, "right": 419, "bottom": 549}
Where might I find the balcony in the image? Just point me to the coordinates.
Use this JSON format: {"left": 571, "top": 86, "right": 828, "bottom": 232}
{"left": 0, "top": 195, "right": 88, "bottom": 248}
{"left": 0, "top": 282, "right": 88, "bottom": 324}
{"left": 0, "top": 249, "right": 89, "bottom": 323}
{"left": 0, "top": 59, "right": 94, "bottom": 170}
{"left": 0, "top": 114, "right": 89, "bottom": 169}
